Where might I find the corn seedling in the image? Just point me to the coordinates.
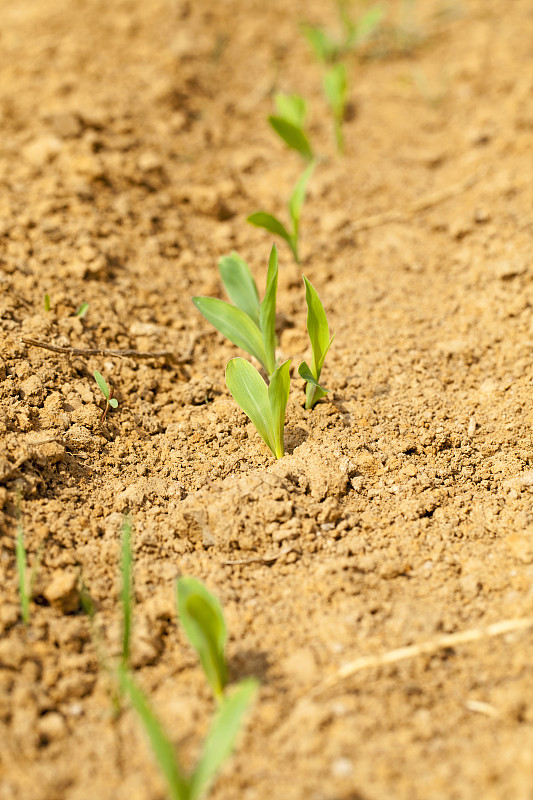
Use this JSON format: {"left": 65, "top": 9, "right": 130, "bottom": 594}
{"left": 268, "top": 93, "right": 314, "bottom": 162}
{"left": 298, "top": 276, "right": 335, "bottom": 410}
{"left": 194, "top": 246, "right": 279, "bottom": 378}
{"left": 247, "top": 161, "right": 315, "bottom": 263}
{"left": 94, "top": 369, "right": 118, "bottom": 422}
{"left": 226, "top": 357, "right": 291, "bottom": 460}
{"left": 302, "top": 2, "right": 384, "bottom": 63}
{"left": 44, "top": 293, "right": 51, "bottom": 312}
{"left": 323, "top": 63, "right": 348, "bottom": 153}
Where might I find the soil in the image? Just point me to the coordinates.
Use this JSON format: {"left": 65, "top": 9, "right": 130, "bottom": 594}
{"left": 1, "top": 0, "right": 533, "bottom": 798}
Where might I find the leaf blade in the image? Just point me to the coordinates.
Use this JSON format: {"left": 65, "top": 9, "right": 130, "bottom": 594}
{"left": 225, "top": 358, "right": 275, "bottom": 456}
{"left": 288, "top": 161, "right": 315, "bottom": 236}
{"left": 94, "top": 370, "right": 110, "bottom": 400}
{"left": 193, "top": 297, "right": 268, "bottom": 371}
{"left": 274, "top": 93, "right": 307, "bottom": 129}
{"left": 259, "top": 244, "right": 279, "bottom": 377}
{"left": 302, "top": 276, "right": 331, "bottom": 378}
{"left": 268, "top": 116, "right": 313, "bottom": 162}
{"left": 177, "top": 577, "right": 227, "bottom": 700}
{"left": 218, "top": 252, "right": 261, "bottom": 327}
{"left": 268, "top": 359, "right": 291, "bottom": 459}
{"left": 190, "top": 679, "right": 258, "bottom": 800}
{"left": 247, "top": 212, "right": 291, "bottom": 244}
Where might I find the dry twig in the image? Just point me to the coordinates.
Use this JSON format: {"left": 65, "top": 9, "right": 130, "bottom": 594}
{"left": 310, "top": 616, "right": 533, "bottom": 697}
{"left": 21, "top": 337, "right": 188, "bottom": 364}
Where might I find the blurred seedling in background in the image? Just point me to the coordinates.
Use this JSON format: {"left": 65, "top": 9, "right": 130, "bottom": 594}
{"left": 226, "top": 357, "right": 291, "bottom": 460}
{"left": 268, "top": 93, "right": 314, "bottom": 162}
{"left": 15, "top": 493, "right": 42, "bottom": 625}
{"left": 94, "top": 370, "right": 118, "bottom": 423}
{"left": 302, "top": 1, "right": 384, "bottom": 64}
{"left": 323, "top": 63, "right": 348, "bottom": 153}
{"left": 247, "top": 161, "right": 315, "bottom": 263}
{"left": 75, "top": 301, "right": 90, "bottom": 319}
{"left": 298, "top": 277, "right": 335, "bottom": 410}
{"left": 193, "top": 246, "right": 279, "bottom": 378}
{"left": 44, "top": 293, "right": 51, "bottom": 312}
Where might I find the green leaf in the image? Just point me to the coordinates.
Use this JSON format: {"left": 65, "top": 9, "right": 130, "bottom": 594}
{"left": 119, "top": 668, "right": 189, "bottom": 800}
{"left": 301, "top": 24, "right": 338, "bottom": 62}
{"left": 225, "top": 358, "right": 276, "bottom": 456}
{"left": 75, "top": 301, "right": 90, "bottom": 319}
{"left": 177, "top": 577, "right": 228, "bottom": 700}
{"left": 259, "top": 245, "right": 279, "bottom": 377}
{"left": 193, "top": 297, "right": 268, "bottom": 372}
{"left": 109, "top": 398, "right": 119, "bottom": 408}
{"left": 16, "top": 525, "right": 29, "bottom": 625}
{"left": 274, "top": 93, "right": 307, "bottom": 129}
{"left": 298, "top": 360, "right": 327, "bottom": 390}
{"left": 324, "top": 63, "right": 347, "bottom": 120}
{"left": 190, "top": 679, "right": 258, "bottom": 800}
{"left": 247, "top": 212, "right": 291, "bottom": 245}
{"left": 94, "top": 370, "right": 110, "bottom": 400}
{"left": 302, "top": 276, "right": 333, "bottom": 378}
{"left": 218, "top": 252, "right": 260, "bottom": 327}
{"left": 289, "top": 161, "right": 315, "bottom": 239}
{"left": 268, "top": 116, "right": 313, "bottom": 162}
{"left": 120, "top": 518, "right": 133, "bottom": 668}
{"left": 44, "top": 293, "right": 51, "bottom": 312}
{"left": 347, "top": 6, "right": 384, "bottom": 47}
{"left": 268, "top": 360, "right": 291, "bottom": 459}
{"left": 299, "top": 361, "right": 328, "bottom": 410}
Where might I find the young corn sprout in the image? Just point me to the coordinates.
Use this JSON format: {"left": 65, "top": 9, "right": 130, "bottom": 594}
{"left": 15, "top": 509, "right": 30, "bottom": 625}
{"left": 226, "top": 357, "right": 291, "bottom": 460}
{"left": 298, "top": 276, "right": 335, "bottom": 410}
{"left": 247, "top": 161, "right": 315, "bottom": 264}
{"left": 94, "top": 370, "right": 119, "bottom": 423}
{"left": 119, "top": 563, "right": 258, "bottom": 800}
{"left": 323, "top": 63, "right": 348, "bottom": 153}
{"left": 193, "top": 246, "right": 279, "bottom": 378}
{"left": 268, "top": 92, "right": 314, "bottom": 162}
{"left": 302, "top": 3, "right": 384, "bottom": 63}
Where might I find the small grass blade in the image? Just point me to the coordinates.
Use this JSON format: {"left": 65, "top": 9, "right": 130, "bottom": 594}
{"left": 16, "top": 524, "right": 29, "bottom": 625}
{"left": 120, "top": 518, "right": 133, "bottom": 669}
{"left": 268, "top": 116, "right": 313, "bottom": 162}
{"left": 193, "top": 297, "right": 268, "bottom": 371}
{"left": 300, "top": 276, "right": 334, "bottom": 409}
{"left": 119, "top": 667, "right": 190, "bottom": 800}
{"left": 218, "top": 253, "right": 260, "bottom": 327}
{"left": 94, "top": 370, "right": 111, "bottom": 401}
{"left": 268, "top": 359, "right": 291, "bottom": 459}
{"left": 225, "top": 358, "right": 275, "bottom": 456}
{"left": 177, "top": 577, "right": 228, "bottom": 701}
{"left": 258, "top": 245, "right": 279, "bottom": 377}
{"left": 274, "top": 93, "right": 307, "bottom": 129}
{"left": 189, "top": 679, "right": 259, "bottom": 800}
{"left": 44, "top": 293, "right": 51, "bottom": 312}
{"left": 75, "top": 302, "right": 90, "bottom": 318}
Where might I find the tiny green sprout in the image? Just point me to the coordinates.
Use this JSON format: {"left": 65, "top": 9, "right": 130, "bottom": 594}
{"left": 247, "top": 161, "right": 315, "bottom": 263}
{"left": 302, "top": 4, "right": 384, "bottom": 63}
{"left": 226, "top": 357, "right": 291, "bottom": 460}
{"left": 94, "top": 369, "right": 118, "bottom": 423}
{"left": 298, "top": 276, "right": 335, "bottom": 410}
{"left": 177, "top": 577, "right": 228, "bottom": 702}
{"left": 268, "top": 93, "right": 313, "bottom": 162}
{"left": 323, "top": 63, "right": 348, "bottom": 153}
{"left": 15, "top": 510, "right": 30, "bottom": 625}
{"left": 75, "top": 301, "right": 90, "bottom": 319}
{"left": 193, "top": 245, "right": 279, "bottom": 378}
{"left": 44, "top": 293, "right": 51, "bottom": 312}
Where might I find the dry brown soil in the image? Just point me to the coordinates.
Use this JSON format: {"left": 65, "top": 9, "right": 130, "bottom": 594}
{"left": 1, "top": 0, "right": 533, "bottom": 798}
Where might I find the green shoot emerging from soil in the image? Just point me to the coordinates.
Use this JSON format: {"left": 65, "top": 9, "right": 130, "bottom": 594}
{"left": 15, "top": 503, "right": 30, "bottom": 625}
{"left": 226, "top": 357, "right": 291, "bottom": 460}
{"left": 298, "top": 276, "right": 335, "bottom": 410}
{"left": 193, "top": 245, "right": 279, "bottom": 378}
{"left": 75, "top": 301, "right": 90, "bottom": 319}
{"left": 118, "top": 550, "right": 258, "bottom": 800}
{"left": 247, "top": 161, "right": 315, "bottom": 263}
{"left": 94, "top": 369, "right": 118, "bottom": 423}
{"left": 302, "top": 3, "right": 384, "bottom": 63}
{"left": 44, "top": 293, "right": 51, "bottom": 312}
{"left": 323, "top": 63, "right": 348, "bottom": 153}
{"left": 268, "top": 93, "right": 314, "bottom": 162}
